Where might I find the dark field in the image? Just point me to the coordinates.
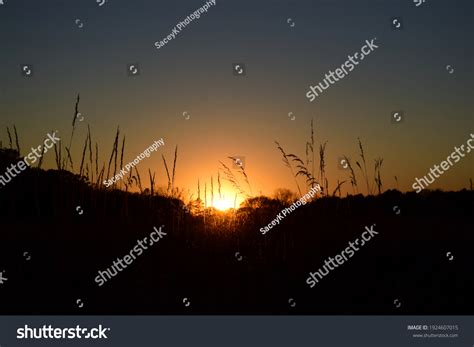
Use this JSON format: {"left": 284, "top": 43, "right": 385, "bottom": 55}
{"left": 0, "top": 157, "right": 473, "bottom": 315}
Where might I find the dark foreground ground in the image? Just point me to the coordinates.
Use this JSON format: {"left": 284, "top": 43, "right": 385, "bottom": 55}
{"left": 0, "top": 167, "right": 473, "bottom": 315}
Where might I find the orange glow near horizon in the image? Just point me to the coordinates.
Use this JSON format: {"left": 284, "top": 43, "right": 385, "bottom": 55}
{"left": 212, "top": 198, "right": 234, "bottom": 211}
{"left": 209, "top": 191, "right": 245, "bottom": 211}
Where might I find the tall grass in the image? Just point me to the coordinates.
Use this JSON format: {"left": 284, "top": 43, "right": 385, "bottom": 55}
{"left": 53, "top": 141, "right": 62, "bottom": 170}
{"left": 342, "top": 155, "right": 357, "bottom": 193}
{"left": 68, "top": 94, "right": 80, "bottom": 150}
{"left": 95, "top": 142, "right": 99, "bottom": 183}
{"left": 318, "top": 141, "right": 327, "bottom": 188}
{"left": 37, "top": 136, "right": 46, "bottom": 169}
{"left": 356, "top": 138, "right": 370, "bottom": 195}
{"left": 65, "top": 94, "right": 81, "bottom": 171}
{"left": 287, "top": 153, "right": 318, "bottom": 191}
{"left": 13, "top": 125, "right": 20, "bottom": 154}
{"left": 275, "top": 119, "right": 325, "bottom": 196}
{"left": 79, "top": 130, "right": 88, "bottom": 176}
{"left": 373, "top": 158, "right": 383, "bottom": 195}
{"left": 172, "top": 145, "right": 178, "bottom": 192}
{"left": 148, "top": 169, "right": 156, "bottom": 196}
{"left": 198, "top": 179, "right": 201, "bottom": 199}
{"left": 333, "top": 180, "right": 346, "bottom": 197}
{"left": 106, "top": 127, "right": 120, "bottom": 185}
{"left": 162, "top": 154, "right": 171, "bottom": 194}
{"left": 135, "top": 166, "right": 143, "bottom": 193}
{"left": 228, "top": 156, "right": 252, "bottom": 195}
{"left": 275, "top": 141, "right": 302, "bottom": 196}
{"left": 342, "top": 139, "right": 385, "bottom": 195}
{"left": 211, "top": 175, "right": 214, "bottom": 207}
{"left": 88, "top": 125, "right": 93, "bottom": 182}
{"left": 6, "top": 126, "right": 12, "bottom": 149}
{"left": 219, "top": 160, "right": 248, "bottom": 197}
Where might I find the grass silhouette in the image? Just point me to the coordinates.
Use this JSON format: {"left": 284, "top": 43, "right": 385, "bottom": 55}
{"left": 0, "top": 105, "right": 473, "bottom": 314}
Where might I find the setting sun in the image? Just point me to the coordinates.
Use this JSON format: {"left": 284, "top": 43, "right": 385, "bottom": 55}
{"left": 212, "top": 198, "right": 234, "bottom": 211}
{"left": 209, "top": 192, "right": 245, "bottom": 211}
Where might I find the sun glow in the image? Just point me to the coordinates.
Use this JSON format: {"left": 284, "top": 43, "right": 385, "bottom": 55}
{"left": 212, "top": 198, "right": 235, "bottom": 211}
{"left": 210, "top": 192, "right": 245, "bottom": 211}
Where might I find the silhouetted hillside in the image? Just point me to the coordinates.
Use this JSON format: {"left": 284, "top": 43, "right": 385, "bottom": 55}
{"left": 0, "top": 161, "right": 473, "bottom": 314}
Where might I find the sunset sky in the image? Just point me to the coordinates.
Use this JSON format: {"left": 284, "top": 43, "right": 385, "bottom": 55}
{"left": 0, "top": 0, "right": 472, "bottom": 201}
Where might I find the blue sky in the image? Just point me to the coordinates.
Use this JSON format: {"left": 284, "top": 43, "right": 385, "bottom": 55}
{"left": 0, "top": 0, "right": 472, "bottom": 197}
